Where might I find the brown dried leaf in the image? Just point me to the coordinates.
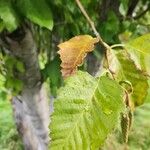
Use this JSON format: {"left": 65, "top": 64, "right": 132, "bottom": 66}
{"left": 58, "top": 35, "right": 99, "bottom": 78}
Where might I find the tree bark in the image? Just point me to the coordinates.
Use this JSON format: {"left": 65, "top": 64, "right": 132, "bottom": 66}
{"left": 127, "top": 0, "right": 139, "bottom": 17}
{"left": 99, "top": 0, "right": 121, "bottom": 22}
{"left": 0, "top": 25, "right": 49, "bottom": 150}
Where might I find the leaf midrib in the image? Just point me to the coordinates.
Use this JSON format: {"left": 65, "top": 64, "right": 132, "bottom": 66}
{"left": 72, "top": 46, "right": 88, "bottom": 68}
{"left": 59, "top": 79, "right": 99, "bottom": 149}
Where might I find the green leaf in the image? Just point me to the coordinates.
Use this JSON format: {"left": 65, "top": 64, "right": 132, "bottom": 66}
{"left": 145, "top": 80, "right": 150, "bottom": 103}
{"left": 13, "top": 79, "right": 23, "bottom": 93}
{"left": 125, "top": 33, "right": 150, "bottom": 76}
{"left": 108, "top": 49, "right": 149, "bottom": 106}
{"left": 100, "top": 11, "right": 119, "bottom": 43}
{"left": 119, "top": 0, "right": 129, "bottom": 17}
{"left": 17, "top": 0, "right": 53, "bottom": 30}
{"left": 0, "top": 0, "right": 19, "bottom": 32}
{"left": 16, "top": 61, "right": 25, "bottom": 73}
{"left": 0, "top": 91, "right": 7, "bottom": 101}
{"left": 5, "top": 56, "right": 16, "bottom": 69}
{"left": 50, "top": 71, "right": 125, "bottom": 150}
{"left": 5, "top": 76, "right": 23, "bottom": 95}
{"left": 4, "top": 56, "right": 25, "bottom": 73}
{"left": 0, "top": 19, "right": 4, "bottom": 32}
{"left": 43, "top": 56, "right": 62, "bottom": 96}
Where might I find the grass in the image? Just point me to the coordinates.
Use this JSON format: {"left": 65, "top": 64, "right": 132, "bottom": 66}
{"left": 0, "top": 100, "right": 23, "bottom": 150}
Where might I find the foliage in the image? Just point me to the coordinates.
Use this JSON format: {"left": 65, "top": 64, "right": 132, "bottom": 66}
{"left": 125, "top": 33, "right": 150, "bottom": 75}
{"left": 0, "top": 95, "right": 150, "bottom": 150}
{"left": 42, "top": 56, "right": 62, "bottom": 96}
{"left": 16, "top": 0, "right": 53, "bottom": 30}
{"left": 0, "top": 52, "right": 24, "bottom": 96}
{"left": 58, "top": 35, "right": 99, "bottom": 78}
{"left": 1, "top": 0, "right": 149, "bottom": 95}
{"left": 0, "top": 0, "right": 53, "bottom": 31}
{"left": 108, "top": 49, "right": 149, "bottom": 106}
{"left": 50, "top": 71, "right": 125, "bottom": 149}
{"left": 0, "top": 0, "right": 19, "bottom": 32}
{"left": 0, "top": 100, "right": 23, "bottom": 150}
{"left": 102, "top": 103, "right": 150, "bottom": 150}
{"left": 0, "top": 0, "right": 150, "bottom": 149}
{"left": 48, "top": 32, "right": 150, "bottom": 149}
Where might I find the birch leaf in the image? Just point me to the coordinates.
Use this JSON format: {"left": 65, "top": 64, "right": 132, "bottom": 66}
{"left": 58, "top": 35, "right": 99, "bottom": 78}
{"left": 50, "top": 71, "right": 125, "bottom": 150}
{"left": 125, "top": 33, "right": 150, "bottom": 76}
{"left": 108, "top": 49, "right": 149, "bottom": 106}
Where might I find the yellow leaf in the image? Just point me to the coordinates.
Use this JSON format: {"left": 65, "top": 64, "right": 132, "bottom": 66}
{"left": 58, "top": 35, "right": 99, "bottom": 78}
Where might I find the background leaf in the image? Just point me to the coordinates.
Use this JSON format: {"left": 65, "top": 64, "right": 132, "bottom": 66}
{"left": 108, "top": 49, "right": 149, "bottom": 106}
{"left": 0, "top": 0, "right": 19, "bottom": 32}
{"left": 119, "top": 0, "right": 129, "bottom": 17}
{"left": 16, "top": 0, "right": 53, "bottom": 30}
{"left": 99, "top": 11, "right": 120, "bottom": 43}
{"left": 42, "top": 56, "right": 62, "bottom": 96}
{"left": 50, "top": 71, "right": 125, "bottom": 150}
{"left": 125, "top": 33, "right": 150, "bottom": 76}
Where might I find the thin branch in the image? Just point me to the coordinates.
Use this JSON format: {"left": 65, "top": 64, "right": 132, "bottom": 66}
{"left": 75, "top": 0, "right": 99, "bottom": 37}
{"left": 75, "top": 0, "right": 117, "bottom": 79}
{"left": 127, "top": 0, "right": 139, "bottom": 17}
{"left": 75, "top": 0, "right": 110, "bottom": 50}
{"left": 110, "top": 44, "right": 125, "bottom": 49}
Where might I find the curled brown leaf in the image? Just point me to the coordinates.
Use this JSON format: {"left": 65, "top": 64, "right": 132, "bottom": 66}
{"left": 58, "top": 35, "right": 99, "bottom": 78}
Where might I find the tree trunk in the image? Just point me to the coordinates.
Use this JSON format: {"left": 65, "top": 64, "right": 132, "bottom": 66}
{"left": 99, "top": 0, "right": 121, "bottom": 22}
{"left": 0, "top": 25, "right": 49, "bottom": 150}
{"left": 12, "top": 85, "right": 49, "bottom": 150}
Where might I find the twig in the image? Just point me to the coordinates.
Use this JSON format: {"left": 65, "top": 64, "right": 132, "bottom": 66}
{"left": 75, "top": 0, "right": 110, "bottom": 50}
{"left": 110, "top": 44, "right": 125, "bottom": 49}
{"left": 75, "top": 0, "right": 99, "bottom": 37}
{"left": 75, "top": 0, "right": 116, "bottom": 79}
{"left": 127, "top": 0, "right": 139, "bottom": 17}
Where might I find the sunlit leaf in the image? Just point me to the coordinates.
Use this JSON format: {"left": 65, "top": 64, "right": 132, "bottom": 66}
{"left": 108, "top": 49, "right": 149, "bottom": 106}
{"left": 16, "top": 0, "right": 53, "bottom": 30}
{"left": 125, "top": 33, "right": 150, "bottom": 76}
{"left": 5, "top": 76, "right": 23, "bottom": 95}
{"left": 58, "top": 35, "right": 99, "bottom": 78}
{"left": 0, "top": 0, "right": 19, "bottom": 32}
{"left": 50, "top": 71, "right": 125, "bottom": 150}
{"left": 16, "top": 61, "right": 25, "bottom": 73}
{"left": 119, "top": 0, "right": 129, "bottom": 17}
